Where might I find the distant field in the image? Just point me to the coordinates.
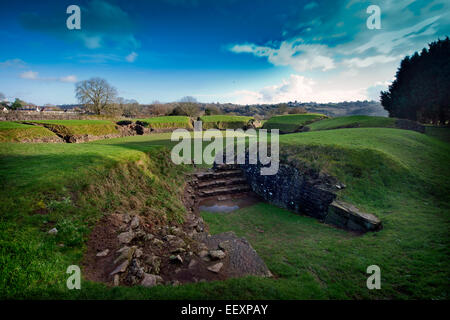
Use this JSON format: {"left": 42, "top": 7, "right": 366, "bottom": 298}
{"left": 28, "top": 120, "right": 119, "bottom": 136}
{"left": 306, "top": 115, "right": 396, "bottom": 131}
{"left": 0, "top": 121, "right": 57, "bottom": 142}
{"left": 262, "top": 113, "right": 327, "bottom": 132}
{"left": 199, "top": 115, "right": 254, "bottom": 129}
{"left": 136, "top": 116, "right": 192, "bottom": 129}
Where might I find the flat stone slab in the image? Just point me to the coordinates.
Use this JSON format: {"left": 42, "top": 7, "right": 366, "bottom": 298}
{"left": 200, "top": 231, "right": 272, "bottom": 278}
{"left": 326, "top": 200, "right": 382, "bottom": 232}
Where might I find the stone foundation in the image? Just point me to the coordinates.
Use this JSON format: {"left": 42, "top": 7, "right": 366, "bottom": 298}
{"left": 240, "top": 161, "right": 381, "bottom": 232}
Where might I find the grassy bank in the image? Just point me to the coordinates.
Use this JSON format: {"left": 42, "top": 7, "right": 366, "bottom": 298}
{"left": 136, "top": 116, "right": 192, "bottom": 129}
{"left": 263, "top": 114, "right": 327, "bottom": 132}
{"left": 28, "top": 120, "right": 119, "bottom": 136}
{"left": 306, "top": 115, "right": 396, "bottom": 131}
{"left": 0, "top": 121, "right": 58, "bottom": 142}
{"left": 199, "top": 115, "right": 254, "bottom": 129}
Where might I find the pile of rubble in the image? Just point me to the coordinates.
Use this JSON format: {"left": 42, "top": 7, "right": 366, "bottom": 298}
{"left": 85, "top": 210, "right": 271, "bottom": 287}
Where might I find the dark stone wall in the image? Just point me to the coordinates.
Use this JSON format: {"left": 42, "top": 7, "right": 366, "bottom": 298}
{"left": 240, "top": 162, "right": 339, "bottom": 220}
{"left": 239, "top": 161, "right": 382, "bottom": 232}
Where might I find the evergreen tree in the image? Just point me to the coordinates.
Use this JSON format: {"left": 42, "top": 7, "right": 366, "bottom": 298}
{"left": 381, "top": 37, "right": 450, "bottom": 125}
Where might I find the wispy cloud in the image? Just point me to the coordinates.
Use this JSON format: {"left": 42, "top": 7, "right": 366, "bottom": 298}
{"left": 20, "top": 70, "right": 38, "bottom": 79}
{"left": 126, "top": 52, "right": 138, "bottom": 63}
{"left": 229, "top": 38, "right": 335, "bottom": 72}
{"left": 20, "top": 71, "right": 77, "bottom": 83}
{"left": 0, "top": 58, "right": 26, "bottom": 68}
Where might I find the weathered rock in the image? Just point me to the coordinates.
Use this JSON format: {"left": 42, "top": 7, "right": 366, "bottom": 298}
{"left": 110, "top": 260, "right": 129, "bottom": 276}
{"left": 113, "top": 274, "right": 120, "bottom": 286}
{"left": 127, "top": 259, "right": 144, "bottom": 281}
{"left": 188, "top": 259, "right": 198, "bottom": 269}
{"left": 122, "top": 214, "right": 131, "bottom": 224}
{"left": 145, "top": 255, "right": 161, "bottom": 274}
{"left": 170, "top": 254, "right": 183, "bottom": 264}
{"left": 118, "top": 231, "right": 135, "bottom": 244}
{"left": 201, "top": 231, "right": 272, "bottom": 278}
{"left": 325, "top": 200, "right": 382, "bottom": 232}
{"left": 152, "top": 238, "right": 164, "bottom": 246}
{"left": 209, "top": 250, "right": 226, "bottom": 260}
{"left": 171, "top": 247, "right": 186, "bottom": 254}
{"left": 96, "top": 249, "right": 109, "bottom": 257}
{"left": 48, "top": 228, "right": 58, "bottom": 235}
{"left": 169, "top": 238, "right": 186, "bottom": 248}
{"left": 140, "top": 273, "right": 163, "bottom": 288}
{"left": 198, "top": 250, "right": 210, "bottom": 261}
{"left": 207, "top": 262, "right": 223, "bottom": 273}
{"left": 164, "top": 235, "right": 176, "bottom": 241}
{"left": 114, "top": 246, "right": 136, "bottom": 264}
{"left": 135, "top": 248, "right": 143, "bottom": 258}
{"left": 145, "top": 233, "right": 155, "bottom": 241}
{"left": 130, "top": 216, "right": 140, "bottom": 229}
{"left": 218, "top": 241, "right": 231, "bottom": 251}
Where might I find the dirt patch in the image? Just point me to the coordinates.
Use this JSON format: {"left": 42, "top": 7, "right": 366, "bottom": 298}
{"left": 82, "top": 176, "right": 271, "bottom": 288}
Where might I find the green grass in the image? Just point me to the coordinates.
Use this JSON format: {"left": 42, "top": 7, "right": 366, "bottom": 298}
{"left": 199, "top": 115, "right": 254, "bottom": 129}
{"left": 0, "top": 121, "right": 58, "bottom": 142}
{"left": 0, "top": 128, "right": 449, "bottom": 299}
{"left": 425, "top": 126, "right": 450, "bottom": 143}
{"left": 263, "top": 113, "right": 327, "bottom": 132}
{"left": 28, "top": 120, "right": 119, "bottom": 136}
{"left": 136, "top": 116, "right": 192, "bottom": 129}
{"left": 306, "top": 115, "right": 396, "bottom": 131}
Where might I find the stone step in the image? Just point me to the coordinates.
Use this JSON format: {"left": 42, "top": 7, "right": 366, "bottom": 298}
{"left": 198, "top": 184, "right": 251, "bottom": 197}
{"left": 213, "top": 163, "right": 240, "bottom": 171}
{"left": 194, "top": 169, "right": 243, "bottom": 180}
{"left": 197, "top": 176, "right": 247, "bottom": 189}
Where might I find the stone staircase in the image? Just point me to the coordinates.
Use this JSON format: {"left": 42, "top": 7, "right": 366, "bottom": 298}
{"left": 192, "top": 164, "right": 252, "bottom": 199}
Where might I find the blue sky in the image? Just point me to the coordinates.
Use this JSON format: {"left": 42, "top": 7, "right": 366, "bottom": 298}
{"left": 0, "top": 0, "right": 448, "bottom": 105}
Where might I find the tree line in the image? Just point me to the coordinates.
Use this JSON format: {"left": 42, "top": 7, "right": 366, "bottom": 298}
{"left": 381, "top": 37, "right": 449, "bottom": 125}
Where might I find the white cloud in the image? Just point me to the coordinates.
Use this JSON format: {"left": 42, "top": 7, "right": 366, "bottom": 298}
{"left": 353, "top": 15, "right": 441, "bottom": 54}
{"left": 20, "top": 70, "right": 38, "bottom": 79}
{"left": 342, "top": 54, "right": 403, "bottom": 68}
{"left": 229, "top": 38, "right": 335, "bottom": 72}
{"left": 126, "top": 51, "right": 138, "bottom": 62}
{"left": 59, "top": 75, "right": 77, "bottom": 83}
{"left": 0, "top": 58, "right": 26, "bottom": 68}
{"left": 20, "top": 71, "right": 77, "bottom": 83}
{"left": 227, "top": 74, "right": 368, "bottom": 104}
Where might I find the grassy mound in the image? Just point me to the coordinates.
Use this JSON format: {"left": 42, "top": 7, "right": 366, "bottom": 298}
{"left": 28, "top": 120, "right": 119, "bottom": 136}
{"left": 199, "top": 115, "right": 254, "bottom": 129}
{"left": 263, "top": 113, "right": 327, "bottom": 132}
{"left": 0, "top": 135, "right": 191, "bottom": 298}
{"left": 136, "top": 116, "right": 192, "bottom": 129}
{"left": 0, "top": 121, "right": 58, "bottom": 142}
{"left": 306, "top": 115, "right": 396, "bottom": 131}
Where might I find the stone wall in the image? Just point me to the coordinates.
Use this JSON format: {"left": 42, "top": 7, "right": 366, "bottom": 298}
{"left": 239, "top": 160, "right": 381, "bottom": 232}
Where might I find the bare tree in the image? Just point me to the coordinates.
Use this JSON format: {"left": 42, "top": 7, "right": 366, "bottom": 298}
{"left": 179, "top": 96, "right": 198, "bottom": 103}
{"left": 75, "top": 77, "right": 118, "bottom": 115}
